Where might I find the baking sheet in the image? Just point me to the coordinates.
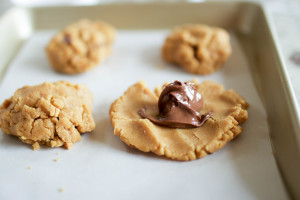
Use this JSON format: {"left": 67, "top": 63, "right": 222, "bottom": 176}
{"left": 0, "top": 30, "right": 289, "bottom": 200}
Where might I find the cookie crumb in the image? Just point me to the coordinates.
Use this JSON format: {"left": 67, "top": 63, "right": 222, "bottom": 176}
{"left": 54, "top": 158, "right": 60, "bottom": 162}
{"left": 156, "top": 64, "right": 164, "bottom": 69}
{"left": 27, "top": 166, "right": 32, "bottom": 170}
{"left": 59, "top": 188, "right": 65, "bottom": 193}
{"left": 290, "top": 51, "right": 300, "bottom": 66}
{"left": 32, "top": 142, "right": 40, "bottom": 151}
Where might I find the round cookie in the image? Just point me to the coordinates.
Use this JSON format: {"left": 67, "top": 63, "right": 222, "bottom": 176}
{"left": 0, "top": 81, "right": 95, "bottom": 150}
{"left": 162, "top": 24, "right": 232, "bottom": 75}
{"left": 110, "top": 80, "right": 248, "bottom": 161}
{"left": 46, "top": 19, "right": 116, "bottom": 74}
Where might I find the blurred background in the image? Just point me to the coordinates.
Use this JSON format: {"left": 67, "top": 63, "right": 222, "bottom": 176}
{"left": 1, "top": 0, "right": 300, "bottom": 107}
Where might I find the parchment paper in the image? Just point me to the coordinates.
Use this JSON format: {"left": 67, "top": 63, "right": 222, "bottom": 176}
{"left": 0, "top": 30, "right": 289, "bottom": 200}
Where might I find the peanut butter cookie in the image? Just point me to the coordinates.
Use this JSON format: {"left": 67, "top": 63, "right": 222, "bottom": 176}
{"left": 46, "top": 19, "right": 116, "bottom": 74}
{"left": 162, "top": 24, "right": 231, "bottom": 75}
{"left": 0, "top": 81, "right": 95, "bottom": 150}
{"left": 110, "top": 80, "right": 248, "bottom": 161}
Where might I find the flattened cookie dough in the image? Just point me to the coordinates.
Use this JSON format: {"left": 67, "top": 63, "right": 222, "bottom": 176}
{"left": 162, "top": 24, "right": 232, "bottom": 75}
{"left": 0, "top": 81, "right": 95, "bottom": 150}
{"left": 46, "top": 19, "right": 116, "bottom": 74}
{"left": 110, "top": 80, "right": 248, "bottom": 161}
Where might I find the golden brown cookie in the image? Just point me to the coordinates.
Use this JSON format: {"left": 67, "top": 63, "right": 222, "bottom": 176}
{"left": 46, "top": 19, "right": 116, "bottom": 74}
{"left": 0, "top": 81, "right": 95, "bottom": 150}
{"left": 110, "top": 80, "right": 248, "bottom": 161}
{"left": 162, "top": 24, "right": 232, "bottom": 75}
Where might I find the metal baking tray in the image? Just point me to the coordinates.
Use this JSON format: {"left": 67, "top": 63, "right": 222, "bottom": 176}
{"left": 0, "top": 2, "right": 299, "bottom": 199}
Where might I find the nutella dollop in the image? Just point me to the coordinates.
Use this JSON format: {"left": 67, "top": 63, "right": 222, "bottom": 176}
{"left": 138, "top": 81, "right": 213, "bottom": 128}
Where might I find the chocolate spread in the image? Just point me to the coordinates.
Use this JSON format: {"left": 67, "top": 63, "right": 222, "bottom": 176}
{"left": 138, "top": 81, "right": 213, "bottom": 128}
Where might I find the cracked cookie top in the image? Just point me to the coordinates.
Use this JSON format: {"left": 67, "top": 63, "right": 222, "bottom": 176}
{"left": 162, "top": 24, "right": 232, "bottom": 75}
{"left": 110, "top": 80, "right": 248, "bottom": 161}
{"left": 46, "top": 19, "right": 116, "bottom": 74}
{"left": 0, "top": 81, "right": 95, "bottom": 150}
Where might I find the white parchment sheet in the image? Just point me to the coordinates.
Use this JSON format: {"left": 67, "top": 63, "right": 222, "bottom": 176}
{"left": 0, "top": 30, "right": 289, "bottom": 200}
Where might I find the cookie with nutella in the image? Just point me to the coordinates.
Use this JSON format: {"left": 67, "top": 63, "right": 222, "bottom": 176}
{"left": 110, "top": 80, "right": 248, "bottom": 161}
{"left": 46, "top": 19, "right": 116, "bottom": 74}
{"left": 0, "top": 81, "right": 95, "bottom": 150}
{"left": 162, "top": 24, "right": 231, "bottom": 75}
